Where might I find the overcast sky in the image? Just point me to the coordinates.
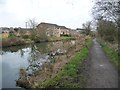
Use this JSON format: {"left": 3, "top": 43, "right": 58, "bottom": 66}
{"left": 0, "top": 0, "right": 94, "bottom": 29}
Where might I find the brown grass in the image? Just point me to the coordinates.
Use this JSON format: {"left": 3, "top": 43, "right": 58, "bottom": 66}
{"left": 16, "top": 35, "right": 89, "bottom": 88}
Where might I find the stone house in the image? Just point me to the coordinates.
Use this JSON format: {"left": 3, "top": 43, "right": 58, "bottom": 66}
{"left": 58, "top": 26, "right": 70, "bottom": 36}
{"left": 70, "top": 29, "right": 80, "bottom": 37}
{"left": 37, "top": 22, "right": 58, "bottom": 37}
{"left": 37, "top": 22, "right": 70, "bottom": 37}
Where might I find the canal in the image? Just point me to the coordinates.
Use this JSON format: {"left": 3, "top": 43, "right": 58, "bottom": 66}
{"left": 1, "top": 40, "right": 79, "bottom": 88}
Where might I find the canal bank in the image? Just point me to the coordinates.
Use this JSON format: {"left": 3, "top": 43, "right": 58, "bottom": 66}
{"left": 16, "top": 37, "right": 92, "bottom": 88}
{"left": 1, "top": 36, "right": 77, "bottom": 48}
{"left": 34, "top": 38, "right": 92, "bottom": 88}
{"left": 1, "top": 35, "right": 92, "bottom": 88}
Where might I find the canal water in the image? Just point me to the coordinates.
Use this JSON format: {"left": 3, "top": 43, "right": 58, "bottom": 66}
{"left": 1, "top": 40, "right": 76, "bottom": 88}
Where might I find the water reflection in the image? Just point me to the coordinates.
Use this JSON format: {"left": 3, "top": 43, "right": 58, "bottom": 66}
{"left": 26, "top": 44, "right": 50, "bottom": 75}
{"left": 17, "top": 40, "right": 79, "bottom": 88}
{"left": 22, "top": 41, "right": 70, "bottom": 76}
{"left": 2, "top": 40, "right": 78, "bottom": 88}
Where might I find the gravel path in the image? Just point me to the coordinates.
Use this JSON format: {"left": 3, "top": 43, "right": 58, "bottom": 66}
{"left": 84, "top": 39, "right": 118, "bottom": 88}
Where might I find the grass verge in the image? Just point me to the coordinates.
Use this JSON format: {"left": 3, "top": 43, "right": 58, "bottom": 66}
{"left": 35, "top": 38, "right": 92, "bottom": 88}
{"left": 97, "top": 39, "right": 119, "bottom": 70}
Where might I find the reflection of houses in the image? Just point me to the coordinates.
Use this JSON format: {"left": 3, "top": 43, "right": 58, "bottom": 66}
{"left": 37, "top": 22, "right": 70, "bottom": 37}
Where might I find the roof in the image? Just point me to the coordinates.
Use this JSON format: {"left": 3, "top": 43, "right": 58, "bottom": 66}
{"left": 37, "top": 22, "right": 70, "bottom": 30}
{"left": 76, "top": 28, "right": 85, "bottom": 30}
{"left": 37, "top": 22, "right": 58, "bottom": 27}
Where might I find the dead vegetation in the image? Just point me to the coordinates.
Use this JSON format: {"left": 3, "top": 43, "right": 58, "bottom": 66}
{"left": 16, "top": 35, "right": 91, "bottom": 88}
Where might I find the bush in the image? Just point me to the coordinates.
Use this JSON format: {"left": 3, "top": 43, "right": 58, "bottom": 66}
{"left": 22, "top": 35, "right": 29, "bottom": 39}
{"left": 2, "top": 37, "right": 26, "bottom": 47}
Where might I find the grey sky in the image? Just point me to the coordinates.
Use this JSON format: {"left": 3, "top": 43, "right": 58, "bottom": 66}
{"left": 0, "top": 0, "right": 94, "bottom": 29}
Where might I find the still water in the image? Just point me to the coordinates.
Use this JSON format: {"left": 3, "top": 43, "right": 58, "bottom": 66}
{"left": 1, "top": 40, "right": 76, "bottom": 88}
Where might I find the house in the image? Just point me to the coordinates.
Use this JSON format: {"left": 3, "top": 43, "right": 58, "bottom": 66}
{"left": 37, "top": 22, "right": 70, "bottom": 37}
{"left": 0, "top": 27, "right": 17, "bottom": 38}
{"left": 76, "top": 28, "right": 85, "bottom": 33}
{"left": 58, "top": 26, "right": 70, "bottom": 36}
{"left": 0, "top": 27, "right": 10, "bottom": 38}
{"left": 0, "top": 27, "right": 32, "bottom": 38}
{"left": 37, "top": 22, "right": 58, "bottom": 37}
{"left": 70, "top": 29, "right": 80, "bottom": 37}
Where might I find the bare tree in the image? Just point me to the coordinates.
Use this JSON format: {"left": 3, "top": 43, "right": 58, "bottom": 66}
{"left": 27, "top": 18, "right": 38, "bottom": 29}
{"left": 82, "top": 21, "right": 92, "bottom": 35}
{"left": 27, "top": 19, "right": 48, "bottom": 42}
{"left": 26, "top": 18, "right": 38, "bottom": 41}
{"left": 92, "top": 0, "right": 119, "bottom": 44}
{"left": 92, "top": 0, "right": 120, "bottom": 27}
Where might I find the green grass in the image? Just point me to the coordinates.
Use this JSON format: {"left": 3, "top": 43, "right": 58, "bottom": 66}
{"left": 97, "top": 39, "right": 119, "bottom": 70}
{"left": 35, "top": 38, "right": 92, "bottom": 88}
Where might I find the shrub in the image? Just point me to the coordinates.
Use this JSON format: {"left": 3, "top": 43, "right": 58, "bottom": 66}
{"left": 22, "top": 35, "right": 29, "bottom": 39}
{"left": 2, "top": 37, "right": 26, "bottom": 47}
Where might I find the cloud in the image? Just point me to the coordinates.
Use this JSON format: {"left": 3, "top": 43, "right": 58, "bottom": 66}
{"left": 0, "top": 0, "right": 6, "bottom": 5}
{"left": 0, "top": 0, "right": 94, "bottom": 29}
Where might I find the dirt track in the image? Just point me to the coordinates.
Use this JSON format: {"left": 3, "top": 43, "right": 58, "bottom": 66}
{"left": 84, "top": 39, "right": 118, "bottom": 88}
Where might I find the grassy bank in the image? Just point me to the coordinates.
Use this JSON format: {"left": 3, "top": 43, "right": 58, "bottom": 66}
{"left": 1, "top": 36, "right": 76, "bottom": 48}
{"left": 34, "top": 38, "right": 92, "bottom": 88}
{"left": 97, "top": 39, "right": 119, "bottom": 70}
{"left": 1, "top": 37, "right": 26, "bottom": 48}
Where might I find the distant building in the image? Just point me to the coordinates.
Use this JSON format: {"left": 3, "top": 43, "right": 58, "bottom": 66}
{"left": 37, "top": 22, "right": 70, "bottom": 37}
{"left": 15, "top": 28, "right": 32, "bottom": 37}
{"left": 0, "top": 23, "right": 82, "bottom": 39}
{"left": 76, "top": 28, "right": 85, "bottom": 33}
{"left": 0, "top": 27, "right": 32, "bottom": 38}
{"left": 0, "top": 27, "right": 10, "bottom": 38}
